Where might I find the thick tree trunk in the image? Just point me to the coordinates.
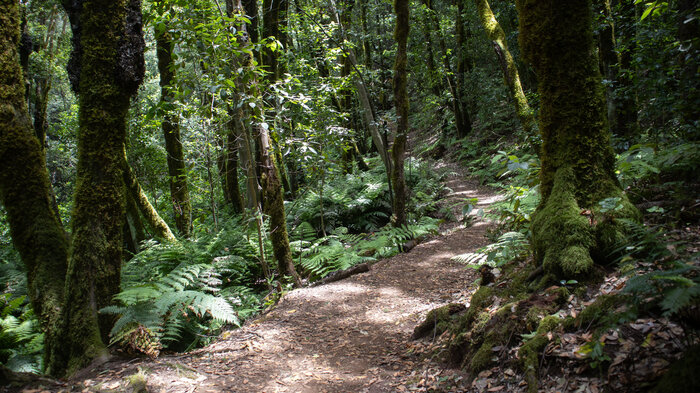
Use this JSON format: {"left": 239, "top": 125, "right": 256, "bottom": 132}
{"left": 516, "top": 0, "right": 639, "bottom": 279}
{"left": 392, "top": 0, "right": 409, "bottom": 227}
{"left": 258, "top": 125, "right": 302, "bottom": 286}
{"left": 475, "top": 0, "right": 536, "bottom": 137}
{"left": 50, "top": 0, "right": 145, "bottom": 377}
{"left": 122, "top": 149, "right": 176, "bottom": 242}
{"left": 155, "top": 17, "right": 192, "bottom": 237}
{"left": 0, "top": 0, "right": 68, "bottom": 373}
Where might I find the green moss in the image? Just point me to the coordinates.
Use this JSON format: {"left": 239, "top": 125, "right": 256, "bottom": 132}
{"left": 517, "top": 0, "right": 641, "bottom": 280}
{"left": 519, "top": 316, "right": 561, "bottom": 393}
{"left": 468, "top": 340, "right": 495, "bottom": 372}
{"left": 532, "top": 167, "right": 596, "bottom": 278}
{"left": 126, "top": 368, "right": 149, "bottom": 393}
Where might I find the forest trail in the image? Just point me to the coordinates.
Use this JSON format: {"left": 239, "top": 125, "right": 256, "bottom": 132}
{"left": 34, "top": 169, "right": 501, "bottom": 393}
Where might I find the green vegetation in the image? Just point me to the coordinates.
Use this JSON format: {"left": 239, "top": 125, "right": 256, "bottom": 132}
{"left": 0, "top": 0, "right": 697, "bottom": 389}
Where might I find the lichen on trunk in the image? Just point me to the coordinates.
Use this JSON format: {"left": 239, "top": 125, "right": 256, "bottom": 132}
{"left": 516, "top": 0, "right": 640, "bottom": 279}
{"left": 48, "top": 0, "right": 145, "bottom": 377}
{"left": 0, "top": 0, "right": 68, "bottom": 372}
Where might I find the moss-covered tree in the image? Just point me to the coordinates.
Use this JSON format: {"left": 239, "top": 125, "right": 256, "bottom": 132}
{"left": 391, "top": 0, "right": 409, "bottom": 227}
{"left": 516, "top": 0, "right": 639, "bottom": 279}
{"left": 47, "top": 0, "right": 145, "bottom": 377}
{"left": 122, "top": 146, "right": 176, "bottom": 242}
{"left": 0, "top": 0, "right": 69, "bottom": 372}
{"left": 475, "top": 0, "right": 536, "bottom": 137}
{"left": 155, "top": 1, "right": 192, "bottom": 237}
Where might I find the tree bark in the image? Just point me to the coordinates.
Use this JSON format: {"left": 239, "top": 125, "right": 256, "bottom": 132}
{"left": 231, "top": 0, "right": 301, "bottom": 287}
{"left": 423, "top": 0, "right": 471, "bottom": 138}
{"left": 122, "top": 148, "right": 176, "bottom": 242}
{"left": 516, "top": 0, "right": 639, "bottom": 279}
{"left": 49, "top": 0, "right": 145, "bottom": 377}
{"left": 0, "top": 0, "right": 68, "bottom": 373}
{"left": 392, "top": 0, "right": 409, "bottom": 227}
{"left": 155, "top": 14, "right": 192, "bottom": 237}
{"left": 475, "top": 0, "right": 536, "bottom": 137}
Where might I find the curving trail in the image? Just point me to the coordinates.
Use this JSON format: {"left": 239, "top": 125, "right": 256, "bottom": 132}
{"left": 22, "top": 174, "right": 500, "bottom": 393}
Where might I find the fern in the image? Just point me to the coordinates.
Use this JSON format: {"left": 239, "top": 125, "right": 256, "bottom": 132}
{"left": 103, "top": 260, "right": 241, "bottom": 356}
{"left": 452, "top": 231, "right": 528, "bottom": 268}
{"left": 296, "top": 217, "right": 439, "bottom": 281}
{"left": 0, "top": 295, "right": 42, "bottom": 373}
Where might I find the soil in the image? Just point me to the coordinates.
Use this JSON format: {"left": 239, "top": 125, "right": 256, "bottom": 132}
{"left": 7, "top": 166, "right": 500, "bottom": 393}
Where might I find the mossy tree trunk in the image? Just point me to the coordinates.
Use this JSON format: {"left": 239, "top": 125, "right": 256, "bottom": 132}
{"left": 391, "top": 0, "right": 409, "bottom": 227}
{"left": 47, "top": 0, "right": 145, "bottom": 377}
{"left": 122, "top": 147, "right": 176, "bottom": 242}
{"left": 516, "top": 0, "right": 639, "bottom": 279}
{"left": 229, "top": 0, "right": 301, "bottom": 287}
{"left": 258, "top": 0, "right": 302, "bottom": 287}
{"left": 0, "top": 0, "right": 69, "bottom": 372}
{"left": 155, "top": 7, "right": 192, "bottom": 237}
{"left": 476, "top": 0, "right": 536, "bottom": 137}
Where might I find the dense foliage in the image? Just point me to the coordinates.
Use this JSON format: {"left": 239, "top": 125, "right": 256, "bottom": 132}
{"left": 0, "top": 0, "right": 697, "bottom": 386}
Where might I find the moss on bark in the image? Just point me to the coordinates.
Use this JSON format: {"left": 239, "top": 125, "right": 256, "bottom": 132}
{"left": 516, "top": 0, "right": 640, "bottom": 279}
{"left": 475, "top": 0, "right": 536, "bottom": 137}
{"left": 0, "top": 0, "right": 69, "bottom": 372}
{"left": 47, "top": 0, "right": 145, "bottom": 377}
{"left": 122, "top": 148, "right": 176, "bottom": 242}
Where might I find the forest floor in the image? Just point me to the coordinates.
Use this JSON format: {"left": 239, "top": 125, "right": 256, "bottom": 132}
{"left": 8, "top": 153, "right": 698, "bottom": 392}
{"left": 8, "top": 159, "right": 506, "bottom": 393}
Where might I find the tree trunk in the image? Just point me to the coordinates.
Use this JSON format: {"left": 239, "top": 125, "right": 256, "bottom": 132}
{"left": 224, "top": 118, "right": 246, "bottom": 213}
{"left": 475, "top": 0, "right": 536, "bottom": 137}
{"left": 676, "top": 0, "right": 699, "bottom": 136}
{"left": 613, "top": 0, "right": 639, "bottom": 145}
{"left": 49, "top": 0, "right": 145, "bottom": 377}
{"left": 359, "top": 0, "right": 372, "bottom": 67}
{"left": 332, "top": 1, "right": 394, "bottom": 184}
{"left": 392, "top": 0, "right": 409, "bottom": 227}
{"left": 516, "top": 0, "right": 639, "bottom": 279}
{"left": 155, "top": 14, "right": 192, "bottom": 237}
{"left": 122, "top": 148, "right": 176, "bottom": 242}
{"left": 455, "top": 0, "right": 472, "bottom": 120}
{"left": 0, "top": 0, "right": 69, "bottom": 373}
{"left": 423, "top": 0, "right": 471, "bottom": 138}
{"left": 231, "top": 0, "right": 301, "bottom": 287}
{"left": 419, "top": 12, "right": 442, "bottom": 97}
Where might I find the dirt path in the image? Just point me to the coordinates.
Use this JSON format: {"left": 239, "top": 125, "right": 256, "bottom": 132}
{"left": 22, "top": 171, "right": 501, "bottom": 393}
